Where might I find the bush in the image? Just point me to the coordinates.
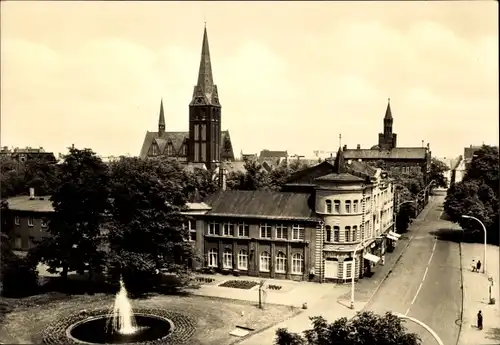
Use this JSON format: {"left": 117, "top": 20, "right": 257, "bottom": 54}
{"left": 219, "top": 280, "right": 258, "bottom": 289}
{"left": 268, "top": 284, "right": 282, "bottom": 290}
{"left": 1, "top": 256, "right": 39, "bottom": 297}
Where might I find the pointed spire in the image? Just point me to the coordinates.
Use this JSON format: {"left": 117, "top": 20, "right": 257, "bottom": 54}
{"left": 332, "top": 147, "right": 346, "bottom": 174}
{"left": 158, "top": 98, "right": 165, "bottom": 135}
{"left": 384, "top": 98, "right": 393, "bottom": 120}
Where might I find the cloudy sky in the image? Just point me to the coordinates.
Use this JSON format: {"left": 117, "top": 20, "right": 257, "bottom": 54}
{"left": 1, "top": 1, "right": 498, "bottom": 159}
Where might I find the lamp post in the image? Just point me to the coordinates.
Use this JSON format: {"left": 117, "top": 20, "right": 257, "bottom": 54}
{"left": 393, "top": 312, "right": 444, "bottom": 345}
{"left": 461, "top": 215, "right": 487, "bottom": 274}
{"left": 350, "top": 237, "right": 377, "bottom": 309}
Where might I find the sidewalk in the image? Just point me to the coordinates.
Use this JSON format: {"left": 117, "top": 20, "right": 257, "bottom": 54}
{"left": 458, "top": 243, "right": 500, "bottom": 345}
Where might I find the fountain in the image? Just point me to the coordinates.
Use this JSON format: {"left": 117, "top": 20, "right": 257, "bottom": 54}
{"left": 106, "top": 279, "right": 138, "bottom": 335}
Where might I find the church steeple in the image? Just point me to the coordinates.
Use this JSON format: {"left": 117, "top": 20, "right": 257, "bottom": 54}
{"left": 378, "top": 98, "right": 397, "bottom": 150}
{"left": 190, "top": 25, "right": 220, "bottom": 106}
{"left": 384, "top": 98, "right": 393, "bottom": 120}
{"left": 158, "top": 98, "right": 165, "bottom": 136}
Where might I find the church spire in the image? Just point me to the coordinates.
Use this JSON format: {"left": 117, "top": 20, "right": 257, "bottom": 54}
{"left": 384, "top": 98, "right": 393, "bottom": 120}
{"left": 332, "top": 147, "right": 346, "bottom": 174}
{"left": 158, "top": 98, "right": 165, "bottom": 136}
{"left": 190, "top": 26, "right": 220, "bottom": 106}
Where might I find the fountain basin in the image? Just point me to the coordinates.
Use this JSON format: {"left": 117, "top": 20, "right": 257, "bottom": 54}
{"left": 67, "top": 313, "right": 173, "bottom": 344}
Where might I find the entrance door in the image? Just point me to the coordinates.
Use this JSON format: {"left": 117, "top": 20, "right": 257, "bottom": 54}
{"left": 324, "top": 258, "right": 338, "bottom": 279}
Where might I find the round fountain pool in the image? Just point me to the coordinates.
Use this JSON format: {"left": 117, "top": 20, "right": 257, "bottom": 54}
{"left": 67, "top": 313, "right": 173, "bottom": 344}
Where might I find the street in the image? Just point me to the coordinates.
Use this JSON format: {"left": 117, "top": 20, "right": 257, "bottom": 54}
{"left": 364, "top": 193, "right": 462, "bottom": 345}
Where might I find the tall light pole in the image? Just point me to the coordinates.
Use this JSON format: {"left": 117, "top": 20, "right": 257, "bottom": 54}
{"left": 394, "top": 312, "right": 444, "bottom": 345}
{"left": 350, "top": 237, "right": 377, "bottom": 309}
{"left": 461, "top": 215, "right": 487, "bottom": 274}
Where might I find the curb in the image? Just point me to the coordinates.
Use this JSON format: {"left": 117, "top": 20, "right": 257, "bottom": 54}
{"left": 456, "top": 231, "right": 465, "bottom": 345}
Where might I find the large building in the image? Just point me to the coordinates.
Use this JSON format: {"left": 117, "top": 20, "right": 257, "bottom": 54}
{"left": 0, "top": 146, "right": 56, "bottom": 164}
{"left": 184, "top": 149, "right": 398, "bottom": 283}
{"left": 139, "top": 27, "right": 235, "bottom": 170}
{"left": 343, "top": 99, "right": 431, "bottom": 183}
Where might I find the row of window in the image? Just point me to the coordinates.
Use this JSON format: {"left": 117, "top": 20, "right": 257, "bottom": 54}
{"left": 324, "top": 225, "right": 360, "bottom": 242}
{"left": 207, "top": 222, "right": 306, "bottom": 241}
{"left": 324, "top": 200, "right": 361, "bottom": 214}
{"left": 14, "top": 216, "right": 47, "bottom": 228}
{"left": 207, "top": 248, "right": 304, "bottom": 274}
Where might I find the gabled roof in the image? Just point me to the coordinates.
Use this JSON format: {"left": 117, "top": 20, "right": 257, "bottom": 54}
{"left": 348, "top": 160, "right": 378, "bottom": 177}
{"left": 203, "top": 190, "right": 319, "bottom": 222}
{"left": 4, "top": 196, "right": 54, "bottom": 212}
{"left": 343, "top": 147, "right": 427, "bottom": 160}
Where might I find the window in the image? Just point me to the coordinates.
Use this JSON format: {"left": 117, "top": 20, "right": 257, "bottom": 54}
{"left": 14, "top": 216, "right": 20, "bottom": 225}
{"left": 222, "top": 223, "right": 234, "bottom": 236}
{"left": 345, "top": 201, "right": 351, "bottom": 213}
{"left": 291, "top": 253, "right": 304, "bottom": 274}
{"left": 194, "top": 125, "right": 200, "bottom": 140}
{"left": 260, "top": 224, "right": 272, "bottom": 238}
{"left": 223, "top": 249, "right": 233, "bottom": 269}
{"left": 208, "top": 248, "right": 218, "bottom": 267}
{"left": 334, "top": 200, "right": 341, "bottom": 213}
{"left": 291, "top": 224, "right": 305, "bottom": 240}
{"left": 152, "top": 144, "right": 158, "bottom": 156}
{"left": 238, "top": 223, "right": 249, "bottom": 237}
{"left": 333, "top": 226, "right": 340, "bottom": 242}
{"left": 325, "top": 225, "right": 332, "bottom": 242}
{"left": 260, "top": 251, "right": 270, "bottom": 272}
{"left": 344, "top": 259, "right": 353, "bottom": 279}
{"left": 28, "top": 217, "right": 34, "bottom": 227}
{"left": 345, "top": 226, "right": 351, "bottom": 242}
{"left": 166, "top": 143, "right": 174, "bottom": 155}
{"left": 41, "top": 219, "right": 48, "bottom": 229}
{"left": 325, "top": 200, "right": 332, "bottom": 213}
{"left": 352, "top": 226, "right": 357, "bottom": 241}
{"left": 184, "top": 219, "right": 197, "bottom": 241}
{"left": 15, "top": 236, "right": 22, "bottom": 249}
{"left": 353, "top": 200, "right": 359, "bottom": 213}
{"left": 238, "top": 250, "right": 248, "bottom": 270}
{"left": 275, "top": 252, "right": 287, "bottom": 273}
{"left": 207, "top": 222, "right": 220, "bottom": 235}
{"left": 276, "top": 224, "right": 288, "bottom": 240}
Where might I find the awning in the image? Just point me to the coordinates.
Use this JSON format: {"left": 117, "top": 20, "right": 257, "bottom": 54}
{"left": 388, "top": 231, "right": 401, "bottom": 239}
{"left": 363, "top": 253, "right": 380, "bottom": 264}
{"left": 387, "top": 234, "right": 399, "bottom": 241}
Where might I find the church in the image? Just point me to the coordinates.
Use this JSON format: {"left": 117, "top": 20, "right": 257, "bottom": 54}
{"left": 139, "top": 27, "right": 235, "bottom": 170}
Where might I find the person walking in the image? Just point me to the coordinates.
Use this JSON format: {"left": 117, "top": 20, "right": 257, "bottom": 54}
{"left": 477, "top": 310, "right": 483, "bottom": 330}
{"left": 476, "top": 260, "right": 482, "bottom": 273}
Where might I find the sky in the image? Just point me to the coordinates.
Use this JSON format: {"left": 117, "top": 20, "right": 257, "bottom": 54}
{"left": 1, "top": 1, "right": 498, "bottom": 159}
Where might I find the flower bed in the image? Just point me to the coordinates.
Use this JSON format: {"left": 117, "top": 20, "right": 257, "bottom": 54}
{"left": 267, "top": 284, "right": 282, "bottom": 291}
{"left": 195, "top": 277, "right": 215, "bottom": 284}
{"left": 218, "top": 280, "right": 258, "bottom": 290}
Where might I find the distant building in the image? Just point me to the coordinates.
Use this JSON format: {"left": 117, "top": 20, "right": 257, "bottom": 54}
{"left": 0, "top": 146, "right": 56, "bottom": 164}
{"left": 450, "top": 145, "right": 482, "bottom": 186}
{"left": 140, "top": 27, "right": 235, "bottom": 169}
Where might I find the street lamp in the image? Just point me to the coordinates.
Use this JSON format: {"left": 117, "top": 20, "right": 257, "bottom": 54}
{"left": 393, "top": 312, "right": 444, "bottom": 345}
{"left": 350, "top": 237, "right": 378, "bottom": 309}
{"left": 461, "top": 215, "right": 487, "bottom": 274}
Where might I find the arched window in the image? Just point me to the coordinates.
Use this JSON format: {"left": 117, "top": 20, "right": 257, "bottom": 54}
{"left": 333, "top": 226, "right": 340, "bottom": 242}
{"left": 238, "top": 250, "right": 248, "bottom": 270}
{"left": 275, "top": 252, "right": 287, "bottom": 273}
{"left": 325, "top": 200, "right": 332, "bottom": 213}
{"left": 345, "top": 200, "right": 352, "bottom": 213}
{"left": 353, "top": 200, "right": 359, "bottom": 213}
{"left": 208, "top": 248, "right": 217, "bottom": 268}
{"left": 223, "top": 248, "right": 233, "bottom": 269}
{"left": 345, "top": 226, "right": 351, "bottom": 242}
{"left": 291, "top": 253, "right": 304, "bottom": 274}
{"left": 260, "top": 251, "right": 270, "bottom": 272}
{"left": 334, "top": 200, "right": 341, "bottom": 213}
{"left": 325, "top": 225, "right": 332, "bottom": 242}
{"left": 352, "top": 226, "right": 358, "bottom": 241}
{"left": 151, "top": 144, "right": 158, "bottom": 156}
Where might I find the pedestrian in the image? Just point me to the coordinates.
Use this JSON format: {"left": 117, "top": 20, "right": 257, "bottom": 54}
{"left": 477, "top": 260, "right": 482, "bottom": 273}
{"left": 381, "top": 255, "right": 386, "bottom": 266}
{"left": 477, "top": 310, "right": 483, "bottom": 330}
{"left": 472, "top": 259, "right": 476, "bottom": 272}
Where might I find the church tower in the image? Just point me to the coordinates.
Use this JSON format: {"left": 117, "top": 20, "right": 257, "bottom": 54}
{"left": 378, "top": 98, "right": 397, "bottom": 150}
{"left": 188, "top": 26, "right": 221, "bottom": 169}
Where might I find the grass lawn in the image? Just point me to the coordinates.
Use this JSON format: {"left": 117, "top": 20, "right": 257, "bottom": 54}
{"left": 0, "top": 292, "right": 300, "bottom": 345}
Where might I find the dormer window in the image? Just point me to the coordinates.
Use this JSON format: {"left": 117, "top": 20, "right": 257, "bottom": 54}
{"left": 325, "top": 200, "right": 332, "bottom": 213}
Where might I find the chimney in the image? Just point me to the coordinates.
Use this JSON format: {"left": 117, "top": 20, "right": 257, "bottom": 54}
{"left": 356, "top": 144, "right": 361, "bottom": 150}
{"left": 219, "top": 168, "right": 227, "bottom": 191}
{"left": 343, "top": 145, "right": 347, "bottom": 151}
{"left": 422, "top": 140, "right": 424, "bottom": 148}
{"left": 29, "top": 188, "right": 35, "bottom": 200}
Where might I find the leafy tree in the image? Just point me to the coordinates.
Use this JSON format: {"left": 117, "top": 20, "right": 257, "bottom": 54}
{"left": 464, "top": 145, "right": 499, "bottom": 192}
{"left": 106, "top": 157, "right": 193, "bottom": 294}
{"left": 275, "top": 312, "right": 420, "bottom": 345}
{"left": 429, "top": 158, "right": 449, "bottom": 189}
{"left": 228, "top": 160, "right": 271, "bottom": 191}
{"left": 268, "top": 160, "right": 311, "bottom": 191}
{"left": 31, "top": 147, "right": 110, "bottom": 284}
{"left": 183, "top": 167, "right": 219, "bottom": 201}
{"left": 1, "top": 156, "right": 26, "bottom": 198}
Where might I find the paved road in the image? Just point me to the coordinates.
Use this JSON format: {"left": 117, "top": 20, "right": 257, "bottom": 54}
{"left": 364, "top": 193, "right": 462, "bottom": 345}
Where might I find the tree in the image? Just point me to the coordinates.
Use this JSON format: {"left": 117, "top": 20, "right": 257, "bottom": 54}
{"left": 228, "top": 160, "right": 271, "bottom": 191}
{"left": 268, "top": 160, "right": 311, "bottom": 191}
{"left": 31, "top": 147, "right": 110, "bottom": 284}
{"left": 106, "top": 157, "right": 193, "bottom": 294}
{"left": 183, "top": 167, "right": 219, "bottom": 201}
{"left": 429, "top": 158, "right": 449, "bottom": 189}
{"left": 275, "top": 312, "right": 420, "bottom": 345}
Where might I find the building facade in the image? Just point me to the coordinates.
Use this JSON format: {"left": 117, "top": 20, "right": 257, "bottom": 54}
{"left": 139, "top": 27, "right": 235, "bottom": 169}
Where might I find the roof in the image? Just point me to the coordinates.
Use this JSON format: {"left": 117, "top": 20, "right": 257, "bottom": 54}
{"left": 185, "top": 202, "right": 211, "bottom": 211}
{"left": 203, "top": 190, "right": 319, "bottom": 222}
{"left": 259, "top": 150, "right": 288, "bottom": 158}
{"left": 315, "top": 173, "right": 365, "bottom": 182}
{"left": 343, "top": 147, "right": 427, "bottom": 160}
{"left": 348, "top": 160, "right": 378, "bottom": 177}
{"left": 464, "top": 146, "right": 481, "bottom": 160}
{"left": 4, "top": 196, "right": 54, "bottom": 212}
